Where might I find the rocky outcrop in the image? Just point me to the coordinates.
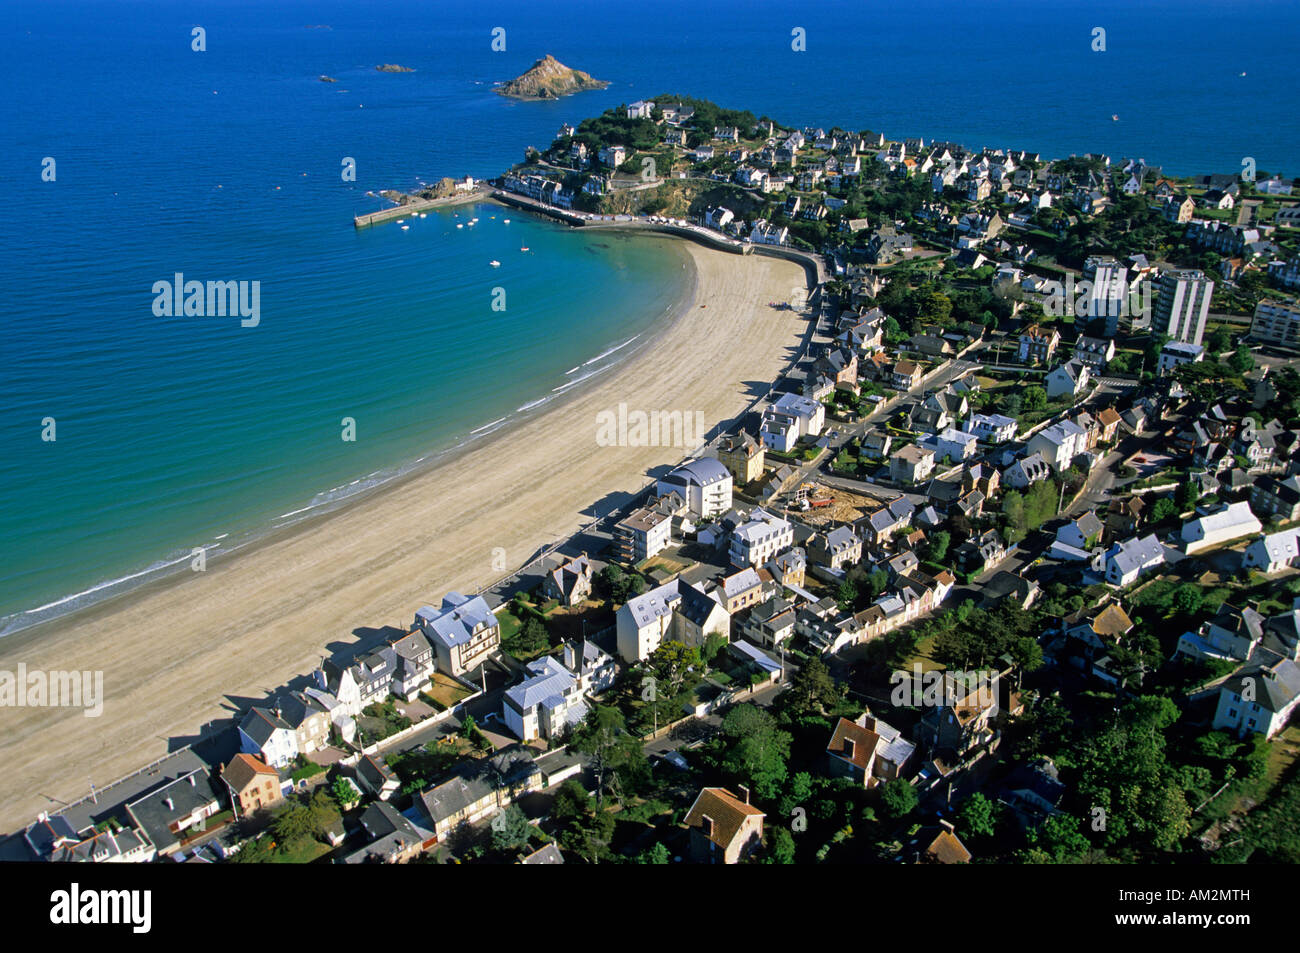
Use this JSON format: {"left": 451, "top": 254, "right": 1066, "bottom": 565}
{"left": 496, "top": 55, "right": 609, "bottom": 100}
{"left": 376, "top": 64, "right": 414, "bottom": 73}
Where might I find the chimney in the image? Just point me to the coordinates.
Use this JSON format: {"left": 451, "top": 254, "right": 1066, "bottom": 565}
{"left": 738, "top": 784, "right": 750, "bottom": 805}
{"left": 163, "top": 797, "right": 173, "bottom": 811}
{"left": 939, "top": 819, "right": 955, "bottom": 834}
{"left": 563, "top": 642, "right": 576, "bottom": 671}
{"left": 701, "top": 814, "right": 714, "bottom": 839}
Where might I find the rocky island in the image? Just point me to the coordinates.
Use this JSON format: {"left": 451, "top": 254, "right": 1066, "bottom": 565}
{"left": 496, "top": 54, "right": 609, "bottom": 100}
{"left": 375, "top": 64, "right": 414, "bottom": 73}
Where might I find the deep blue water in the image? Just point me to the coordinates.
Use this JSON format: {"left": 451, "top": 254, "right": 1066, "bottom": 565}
{"left": 0, "top": 0, "right": 1294, "bottom": 632}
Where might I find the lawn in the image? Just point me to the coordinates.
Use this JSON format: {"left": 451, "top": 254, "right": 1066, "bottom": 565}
{"left": 425, "top": 670, "right": 474, "bottom": 708}
{"left": 901, "top": 634, "right": 946, "bottom": 674}
{"left": 269, "top": 836, "right": 333, "bottom": 864}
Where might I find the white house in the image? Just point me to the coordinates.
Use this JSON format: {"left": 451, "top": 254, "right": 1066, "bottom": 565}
{"left": 760, "top": 393, "right": 825, "bottom": 452}
{"left": 627, "top": 100, "right": 656, "bottom": 119}
{"left": 729, "top": 508, "right": 794, "bottom": 568}
{"left": 238, "top": 707, "right": 298, "bottom": 769}
{"left": 964, "top": 413, "right": 1018, "bottom": 444}
{"left": 657, "top": 458, "right": 734, "bottom": 518}
{"left": 1212, "top": 656, "right": 1300, "bottom": 738}
{"left": 1056, "top": 510, "right": 1104, "bottom": 550}
{"left": 1242, "top": 527, "right": 1300, "bottom": 574}
{"left": 1026, "top": 419, "right": 1088, "bottom": 472}
{"left": 1044, "top": 360, "right": 1091, "bottom": 399}
{"left": 926, "top": 427, "right": 979, "bottom": 464}
{"left": 616, "top": 578, "right": 731, "bottom": 663}
{"left": 415, "top": 592, "right": 501, "bottom": 677}
{"left": 1094, "top": 534, "right": 1166, "bottom": 587}
{"left": 1002, "top": 451, "right": 1052, "bottom": 489}
{"left": 1157, "top": 341, "right": 1205, "bottom": 376}
{"left": 502, "top": 655, "right": 587, "bottom": 742}
{"left": 1181, "top": 501, "right": 1262, "bottom": 554}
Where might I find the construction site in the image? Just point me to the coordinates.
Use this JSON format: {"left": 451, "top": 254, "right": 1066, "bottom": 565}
{"left": 784, "top": 481, "right": 889, "bottom": 527}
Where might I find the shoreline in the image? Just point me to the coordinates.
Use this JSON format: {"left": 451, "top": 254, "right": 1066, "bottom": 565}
{"left": 0, "top": 222, "right": 695, "bottom": 642}
{"left": 0, "top": 237, "right": 810, "bottom": 833}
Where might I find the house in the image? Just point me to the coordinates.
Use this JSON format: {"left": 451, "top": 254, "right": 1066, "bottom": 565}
{"left": 998, "top": 758, "right": 1067, "bottom": 829}
{"left": 1175, "top": 603, "right": 1272, "bottom": 664}
{"left": 1094, "top": 534, "right": 1166, "bottom": 587}
{"left": 980, "top": 571, "right": 1039, "bottom": 609}
{"left": 684, "top": 786, "right": 764, "bottom": 864}
{"left": 221, "top": 754, "right": 282, "bottom": 818}
{"left": 1056, "top": 511, "right": 1104, "bottom": 550}
{"left": 275, "top": 689, "right": 332, "bottom": 756}
{"left": 915, "top": 671, "right": 999, "bottom": 757}
{"left": 415, "top": 592, "right": 501, "bottom": 677}
{"left": 739, "top": 596, "right": 796, "bottom": 649}
{"left": 1242, "top": 527, "right": 1300, "bottom": 574}
{"left": 615, "top": 506, "right": 672, "bottom": 562}
{"left": 927, "top": 427, "right": 978, "bottom": 464}
{"left": 765, "top": 547, "right": 806, "bottom": 589}
{"left": 862, "top": 430, "right": 894, "bottom": 459}
{"left": 338, "top": 802, "right": 434, "bottom": 864}
{"left": 543, "top": 554, "right": 593, "bottom": 606}
{"left": 965, "top": 413, "right": 1017, "bottom": 444}
{"left": 658, "top": 457, "right": 734, "bottom": 518}
{"left": 825, "top": 713, "right": 915, "bottom": 789}
{"left": 718, "top": 567, "right": 766, "bottom": 613}
{"left": 387, "top": 629, "right": 436, "bottom": 701}
{"left": 23, "top": 818, "right": 155, "bottom": 864}
{"left": 729, "top": 508, "right": 794, "bottom": 568}
{"left": 616, "top": 577, "right": 730, "bottom": 662}
{"left": 597, "top": 145, "right": 626, "bottom": 168}
{"left": 760, "top": 393, "right": 825, "bottom": 453}
{"left": 716, "top": 430, "right": 765, "bottom": 485}
{"left": 502, "top": 654, "right": 587, "bottom": 742}
{"left": 1018, "top": 325, "right": 1060, "bottom": 364}
{"left": 1026, "top": 419, "right": 1089, "bottom": 472}
{"left": 519, "top": 843, "right": 565, "bottom": 864}
{"left": 1045, "top": 360, "right": 1091, "bottom": 399}
{"left": 954, "top": 530, "right": 1007, "bottom": 575}
{"left": 1059, "top": 602, "right": 1136, "bottom": 684}
{"left": 356, "top": 754, "right": 400, "bottom": 801}
{"left": 1073, "top": 335, "right": 1116, "bottom": 369}
{"left": 890, "top": 444, "right": 936, "bottom": 483}
{"left": 238, "top": 706, "right": 297, "bottom": 769}
{"left": 1002, "top": 451, "right": 1052, "bottom": 490}
{"left": 1097, "top": 407, "right": 1123, "bottom": 443}
{"left": 891, "top": 360, "right": 923, "bottom": 390}
{"left": 858, "top": 497, "right": 915, "bottom": 546}
{"left": 1249, "top": 476, "right": 1300, "bottom": 524}
{"left": 1212, "top": 654, "right": 1300, "bottom": 738}
{"left": 1181, "top": 501, "right": 1263, "bottom": 554}
{"left": 417, "top": 747, "right": 542, "bottom": 843}
{"left": 1157, "top": 341, "right": 1205, "bottom": 376}
{"left": 807, "top": 525, "right": 862, "bottom": 572}
{"left": 915, "top": 821, "right": 972, "bottom": 864}
{"left": 124, "top": 768, "right": 221, "bottom": 858}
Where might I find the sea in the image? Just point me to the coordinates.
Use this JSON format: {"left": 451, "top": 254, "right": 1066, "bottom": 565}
{"left": 0, "top": 0, "right": 1296, "bottom": 635}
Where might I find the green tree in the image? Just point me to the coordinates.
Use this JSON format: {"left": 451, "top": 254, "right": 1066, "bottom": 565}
{"left": 1230, "top": 345, "right": 1255, "bottom": 374}
{"left": 719, "top": 704, "right": 792, "bottom": 801}
{"left": 925, "top": 530, "right": 951, "bottom": 563}
{"left": 571, "top": 705, "right": 649, "bottom": 807}
{"left": 1150, "top": 497, "right": 1179, "bottom": 523}
{"left": 490, "top": 803, "right": 532, "bottom": 852}
{"left": 879, "top": 777, "right": 917, "bottom": 819}
{"left": 637, "top": 841, "right": 671, "bottom": 864}
{"left": 958, "top": 792, "right": 998, "bottom": 838}
{"left": 784, "top": 658, "right": 842, "bottom": 717}
{"left": 1023, "top": 386, "right": 1047, "bottom": 411}
{"left": 767, "top": 826, "right": 797, "bottom": 864}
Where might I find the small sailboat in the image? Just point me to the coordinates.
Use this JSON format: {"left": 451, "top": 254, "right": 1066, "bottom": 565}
{"left": 1111, "top": 114, "right": 1119, "bottom": 121}
{"left": 401, "top": 225, "right": 410, "bottom": 230}
{"left": 520, "top": 246, "right": 530, "bottom": 252}
{"left": 503, "top": 218, "right": 511, "bottom": 224}
{"left": 456, "top": 223, "right": 463, "bottom": 228}
{"left": 397, "top": 219, "right": 405, "bottom": 224}
{"left": 490, "top": 260, "right": 501, "bottom": 267}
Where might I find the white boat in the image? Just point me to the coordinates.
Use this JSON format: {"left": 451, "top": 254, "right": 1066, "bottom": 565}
{"left": 503, "top": 218, "right": 511, "bottom": 224}
{"left": 490, "top": 260, "right": 501, "bottom": 267}
{"left": 456, "top": 223, "right": 463, "bottom": 228}
{"left": 397, "top": 219, "right": 405, "bottom": 224}
{"left": 401, "top": 225, "right": 409, "bottom": 230}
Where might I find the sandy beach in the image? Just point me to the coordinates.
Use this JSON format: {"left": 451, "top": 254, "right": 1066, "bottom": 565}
{"left": 0, "top": 240, "right": 810, "bottom": 833}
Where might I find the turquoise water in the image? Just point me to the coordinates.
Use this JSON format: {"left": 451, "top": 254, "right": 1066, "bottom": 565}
{"left": 1, "top": 0, "right": 1295, "bottom": 633}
